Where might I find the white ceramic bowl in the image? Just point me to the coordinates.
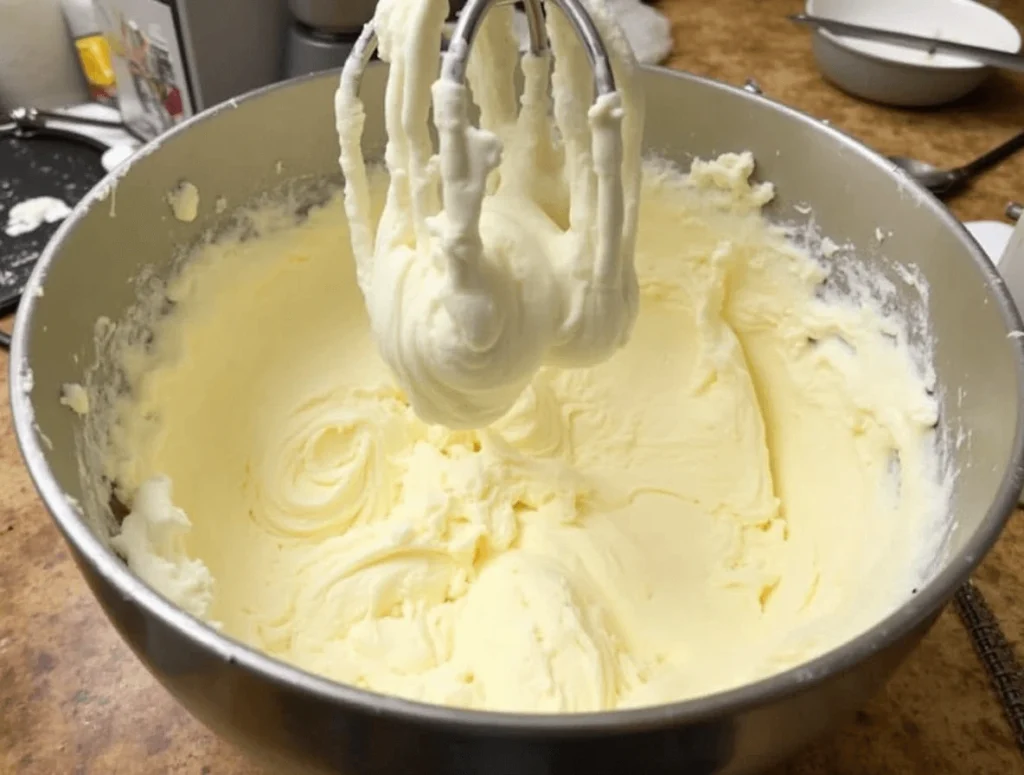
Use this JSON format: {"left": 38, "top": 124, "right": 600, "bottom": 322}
{"left": 806, "top": 0, "right": 1021, "bottom": 107}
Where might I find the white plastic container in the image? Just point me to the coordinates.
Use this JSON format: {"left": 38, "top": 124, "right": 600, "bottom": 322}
{"left": 996, "top": 216, "right": 1024, "bottom": 321}
{"left": 1001, "top": 216, "right": 1024, "bottom": 506}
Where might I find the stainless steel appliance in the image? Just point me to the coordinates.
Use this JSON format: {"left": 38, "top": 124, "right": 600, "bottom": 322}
{"left": 283, "top": 0, "right": 364, "bottom": 81}
{"left": 282, "top": 0, "right": 469, "bottom": 79}
{"left": 290, "top": 0, "right": 378, "bottom": 31}
{"left": 283, "top": 0, "right": 374, "bottom": 80}
{"left": 96, "top": 0, "right": 478, "bottom": 134}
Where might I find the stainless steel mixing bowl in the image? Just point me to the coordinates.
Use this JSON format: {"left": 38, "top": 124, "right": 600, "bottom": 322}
{"left": 11, "top": 64, "right": 1024, "bottom": 774}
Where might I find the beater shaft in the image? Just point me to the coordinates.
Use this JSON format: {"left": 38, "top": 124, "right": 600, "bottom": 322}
{"left": 340, "top": 0, "right": 617, "bottom": 97}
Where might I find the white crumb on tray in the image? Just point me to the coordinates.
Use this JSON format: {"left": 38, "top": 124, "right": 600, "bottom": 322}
{"left": 4, "top": 196, "right": 71, "bottom": 237}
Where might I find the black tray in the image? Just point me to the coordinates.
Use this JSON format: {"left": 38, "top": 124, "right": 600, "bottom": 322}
{"left": 0, "top": 134, "right": 107, "bottom": 316}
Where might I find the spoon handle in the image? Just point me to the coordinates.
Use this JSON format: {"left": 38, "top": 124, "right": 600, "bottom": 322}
{"left": 959, "top": 130, "right": 1024, "bottom": 180}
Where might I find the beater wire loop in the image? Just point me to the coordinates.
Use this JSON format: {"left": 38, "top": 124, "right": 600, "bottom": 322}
{"left": 339, "top": 0, "right": 617, "bottom": 100}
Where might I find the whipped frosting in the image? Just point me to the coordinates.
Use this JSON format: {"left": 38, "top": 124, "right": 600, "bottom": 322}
{"left": 167, "top": 181, "right": 200, "bottom": 223}
{"left": 336, "top": 0, "right": 644, "bottom": 428}
{"left": 73, "top": 0, "right": 947, "bottom": 717}
{"left": 93, "top": 154, "right": 946, "bottom": 713}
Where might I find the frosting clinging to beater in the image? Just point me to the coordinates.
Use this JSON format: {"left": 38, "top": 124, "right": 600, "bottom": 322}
{"left": 336, "top": 0, "right": 644, "bottom": 428}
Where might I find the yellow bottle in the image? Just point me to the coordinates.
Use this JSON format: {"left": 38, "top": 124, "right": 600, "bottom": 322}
{"left": 62, "top": 0, "right": 118, "bottom": 105}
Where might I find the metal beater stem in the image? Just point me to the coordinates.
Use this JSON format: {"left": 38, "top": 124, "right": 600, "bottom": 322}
{"left": 521, "top": 0, "right": 547, "bottom": 56}
{"left": 441, "top": 0, "right": 616, "bottom": 94}
{"left": 338, "top": 0, "right": 618, "bottom": 108}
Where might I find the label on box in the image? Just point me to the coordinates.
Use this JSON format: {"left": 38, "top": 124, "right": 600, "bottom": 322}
{"left": 95, "top": 0, "right": 194, "bottom": 140}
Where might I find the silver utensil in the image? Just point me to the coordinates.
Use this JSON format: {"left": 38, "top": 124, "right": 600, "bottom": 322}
{"left": 789, "top": 14, "right": 1024, "bottom": 74}
{"left": 342, "top": 0, "right": 616, "bottom": 98}
{"left": 0, "top": 106, "right": 145, "bottom": 144}
{"left": 889, "top": 130, "right": 1024, "bottom": 196}
{"left": 7, "top": 106, "right": 125, "bottom": 130}
{"left": 1007, "top": 202, "right": 1022, "bottom": 222}
{"left": 738, "top": 77, "right": 1022, "bottom": 200}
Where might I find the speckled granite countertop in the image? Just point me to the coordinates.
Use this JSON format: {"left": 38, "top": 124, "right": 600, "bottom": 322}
{"left": 2, "top": 0, "right": 1024, "bottom": 772}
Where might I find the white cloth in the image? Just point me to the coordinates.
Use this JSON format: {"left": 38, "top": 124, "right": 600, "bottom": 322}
{"left": 512, "top": 0, "right": 673, "bottom": 65}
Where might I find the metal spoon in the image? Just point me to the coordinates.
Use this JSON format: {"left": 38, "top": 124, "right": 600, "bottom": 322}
{"left": 890, "top": 130, "right": 1024, "bottom": 197}
{"left": 739, "top": 78, "right": 1023, "bottom": 205}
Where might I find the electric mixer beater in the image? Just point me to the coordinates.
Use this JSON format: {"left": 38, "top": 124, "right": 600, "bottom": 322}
{"left": 333, "top": 0, "right": 642, "bottom": 428}
{"left": 338, "top": 0, "right": 618, "bottom": 97}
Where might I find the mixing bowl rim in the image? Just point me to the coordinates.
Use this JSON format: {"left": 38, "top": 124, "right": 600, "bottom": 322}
{"left": 11, "top": 64, "right": 1024, "bottom": 734}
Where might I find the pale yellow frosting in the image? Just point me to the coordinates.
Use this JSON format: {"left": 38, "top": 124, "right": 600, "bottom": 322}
{"left": 100, "top": 155, "right": 945, "bottom": 713}
{"left": 336, "top": 0, "right": 644, "bottom": 429}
